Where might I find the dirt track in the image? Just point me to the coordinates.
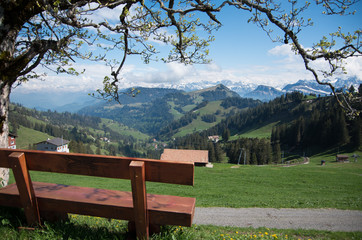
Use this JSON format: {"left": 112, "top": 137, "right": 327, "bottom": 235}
{"left": 193, "top": 207, "right": 362, "bottom": 232}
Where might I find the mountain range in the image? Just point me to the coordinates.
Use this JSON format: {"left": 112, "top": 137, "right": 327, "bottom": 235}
{"left": 10, "top": 77, "right": 361, "bottom": 112}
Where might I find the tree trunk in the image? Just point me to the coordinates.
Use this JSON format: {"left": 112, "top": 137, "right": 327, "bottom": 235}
{"left": 0, "top": 83, "right": 10, "bottom": 187}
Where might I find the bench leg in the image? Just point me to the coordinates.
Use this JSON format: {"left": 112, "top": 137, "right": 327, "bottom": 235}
{"left": 129, "top": 161, "right": 149, "bottom": 240}
{"left": 9, "top": 152, "right": 41, "bottom": 226}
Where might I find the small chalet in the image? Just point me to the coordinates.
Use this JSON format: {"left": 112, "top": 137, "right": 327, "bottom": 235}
{"left": 8, "top": 133, "right": 17, "bottom": 149}
{"left": 160, "top": 149, "right": 209, "bottom": 166}
{"left": 36, "top": 138, "right": 70, "bottom": 153}
{"left": 208, "top": 135, "right": 219, "bottom": 143}
{"left": 336, "top": 154, "right": 349, "bottom": 162}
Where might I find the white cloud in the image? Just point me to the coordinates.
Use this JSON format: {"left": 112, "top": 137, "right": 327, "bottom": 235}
{"left": 14, "top": 44, "right": 361, "bottom": 95}
{"left": 344, "top": 57, "right": 362, "bottom": 79}
{"left": 267, "top": 44, "right": 362, "bottom": 83}
{"left": 84, "top": 3, "right": 125, "bottom": 23}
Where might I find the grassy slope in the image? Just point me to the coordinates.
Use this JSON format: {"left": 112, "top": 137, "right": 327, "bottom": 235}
{"left": 100, "top": 118, "right": 149, "bottom": 141}
{"left": 231, "top": 121, "right": 280, "bottom": 139}
{"left": 14, "top": 113, "right": 149, "bottom": 151}
{"left": 9, "top": 150, "right": 362, "bottom": 210}
{"left": 15, "top": 126, "right": 52, "bottom": 149}
{"left": 174, "top": 101, "right": 238, "bottom": 138}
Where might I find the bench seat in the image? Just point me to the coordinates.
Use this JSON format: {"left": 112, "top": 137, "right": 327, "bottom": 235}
{"left": 0, "top": 182, "right": 195, "bottom": 227}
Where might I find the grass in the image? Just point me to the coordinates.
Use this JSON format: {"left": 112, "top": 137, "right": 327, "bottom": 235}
{"left": 182, "top": 104, "right": 197, "bottom": 112}
{"left": 7, "top": 150, "right": 362, "bottom": 210}
{"left": 232, "top": 122, "right": 279, "bottom": 139}
{"left": 1, "top": 207, "right": 360, "bottom": 240}
{"left": 174, "top": 118, "right": 217, "bottom": 137}
{"left": 100, "top": 118, "right": 149, "bottom": 141}
{"left": 2, "top": 150, "right": 362, "bottom": 239}
{"left": 174, "top": 101, "right": 238, "bottom": 138}
{"left": 15, "top": 126, "right": 52, "bottom": 149}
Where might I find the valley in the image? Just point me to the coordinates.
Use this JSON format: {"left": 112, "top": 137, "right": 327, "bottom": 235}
{"left": 9, "top": 83, "right": 362, "bottom": 165}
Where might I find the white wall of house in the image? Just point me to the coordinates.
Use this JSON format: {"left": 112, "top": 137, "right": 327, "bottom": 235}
{"left": 57, "top": 144, "right": 69, "bottom": 152}
{"left": 8, "top": 136, "right": 16, "bottom": 149}
{"left": 37, "top": 142, "right": 69, "bottom": 152}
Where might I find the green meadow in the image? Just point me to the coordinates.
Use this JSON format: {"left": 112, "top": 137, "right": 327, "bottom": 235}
{"left": 1, "top": 150, "right": 361, "bottom": 239}
{"left": 8, "top": 150, "right": 361, "bottom": 210}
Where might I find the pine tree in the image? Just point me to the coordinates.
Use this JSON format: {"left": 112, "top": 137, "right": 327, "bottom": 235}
{"left": 250, "top": 152, "right": 257, "bottom": 165}
{"left": 222, "top": 128, "right": 230, "bottom": 142}
{"left": 214, "top": 143, "right": 224, "bottom": 163}
{"left": 350, "top": 118, "right": 362, "bottom": 148}
{"left": 208, "top": 142, "right": 216, "bottom": 163}
{"left": 336, "top": 111, "right": 350, "bottom": 145}
{"left": 273, "top": 142, "right": 281, "bottom": 164}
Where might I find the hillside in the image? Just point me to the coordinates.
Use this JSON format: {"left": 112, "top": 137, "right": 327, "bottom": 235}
{"left": 78, "top": 84, "right": 244, "bottom": 135}
{"left": 157, "top": 97, "right": 261, "bottom": 139}
{"left": 170, "top": 92, "right": 362, "bottom": 163}
{"left": 9, "top": 104, "right": 150, "bottom": 157}
{"left": 11, "top": 89, "right": 362, "bottom": 165}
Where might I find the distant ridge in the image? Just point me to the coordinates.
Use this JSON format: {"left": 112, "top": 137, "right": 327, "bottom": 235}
{"left": 244, "top": 85, "right": 283, "bottom": 101}
{"left": 11, "top": 77, "right": 361, "bottom": 111}
{"left": 187, "top": 84, "right": 240, "bottom": 102}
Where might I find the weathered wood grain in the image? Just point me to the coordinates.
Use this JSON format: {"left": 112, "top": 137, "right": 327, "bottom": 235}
{"left": 8, "top": 152, "right": 40, "bottom": 225}
{"left": 130, "top": 161, "right": 149, "bottom": 239}
{"left": 0, "top": 149, "right": 194, "bottom": 185}
{"left": 0, "top": 182, "right": 195, "bottom": 226}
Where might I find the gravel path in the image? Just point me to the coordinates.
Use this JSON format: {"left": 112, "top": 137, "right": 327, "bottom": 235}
{"left": 193, "top": 207, "right": 362, "bottom": 232}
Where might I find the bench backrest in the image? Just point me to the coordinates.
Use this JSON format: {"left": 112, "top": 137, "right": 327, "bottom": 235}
{"left": 0, "top": 149, "right": 194, "bottom": 186}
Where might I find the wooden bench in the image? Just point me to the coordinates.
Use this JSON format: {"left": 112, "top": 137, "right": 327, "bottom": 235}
{"left": 0, "top": 149, "right": 195, "bottom": 239}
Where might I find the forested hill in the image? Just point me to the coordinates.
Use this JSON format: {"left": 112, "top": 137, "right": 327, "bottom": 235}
{"left": 156, "top": 97, "right": 261, "bottom": 140}
{"left": 9, "top": 90, "right": 362, "bottom": 164}
{"left": 78, "top": 84, "right": 244, "bottom": 135}
{"left": 169, "top": 92, "right": 361, "bottom": 163}
{"left": 8, "top": 104, "right": 149, "bottom": 157}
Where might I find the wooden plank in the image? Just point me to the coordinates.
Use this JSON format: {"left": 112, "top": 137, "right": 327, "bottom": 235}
{"left": 0, "top": 183, "right": 21, "bottom": 207}
{"left": 0, "top": 182, "right": 195, "bottom": 226}
{"left": 0, "top": 149, "right": 194, "bottom": 186}
{"left": 8, "top": 152, "right": 41, "bottom": 225}
{"left": 130, "top": 161, "right": 149, "bottom": 240}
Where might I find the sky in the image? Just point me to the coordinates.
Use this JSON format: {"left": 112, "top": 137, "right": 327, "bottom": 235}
{"left": 12, "top": 1, "right": 362, "bottom": 96}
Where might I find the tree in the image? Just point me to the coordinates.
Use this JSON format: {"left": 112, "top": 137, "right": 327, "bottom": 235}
{"left": 222, "top": 128, "right": 230, "bottom": 142}
{"left": 272, "top": 141, "right": 282, "bottom": 164}
{"left": 0, "top": 1, "right": 360, "bottom": 186}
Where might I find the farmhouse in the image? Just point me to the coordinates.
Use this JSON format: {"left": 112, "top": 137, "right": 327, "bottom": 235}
{"left": 160, "top": 149, "right": 209, "bottom": 166}
{"left": 8, "top": 133, "right": 17, "bottom": 149}
{"left": 36, "top": 138, "right": 70, "bottom": 152}
{"left": 208, "top": 135, "right": 219, "bottom": 143}
{"left": 336, "top": 154, "right": 349, "bottom": 162}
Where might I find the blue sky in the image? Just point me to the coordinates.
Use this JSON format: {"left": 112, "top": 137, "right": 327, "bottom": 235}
{"left": 13, "top": 1, "right": 362, "bottom": 96}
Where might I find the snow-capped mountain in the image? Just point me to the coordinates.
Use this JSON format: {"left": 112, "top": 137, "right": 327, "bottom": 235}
{"left": 165, "top": 77, "right": 361, "bottom": 101}
{"left": 156, "top": 79, "right": 257, "bottom": 96}
{"left": 282, "top": 77, "right": 361, "bottom": 96}
{"left": 11, "top": 76, "right": 361, "bottom": 111}
{"left": 283, "top": 80, "right": 331, "bottom": 96}
{"left": 244, "top": 85, "right": 284, "bottom": 101}
{"left": 334, "top": 76, "right": 361, "bottom": 89}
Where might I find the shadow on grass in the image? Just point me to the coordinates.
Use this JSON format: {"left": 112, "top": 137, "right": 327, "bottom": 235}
{"left": 0, "top": 206, "right": 128, "bottom": 239}
{"left": 0, "top": 206, "right": 190, "bottom": 240}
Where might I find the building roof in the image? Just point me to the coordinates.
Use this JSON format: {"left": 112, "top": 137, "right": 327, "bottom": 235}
{"left": 160, "top": 149, "right": 209, "bottom": 164}
{"left": 9, "top": 133, "right": 17, "bottom": 138}
{"left": 37, "top": 138, "right": 70, "bottom": 146}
